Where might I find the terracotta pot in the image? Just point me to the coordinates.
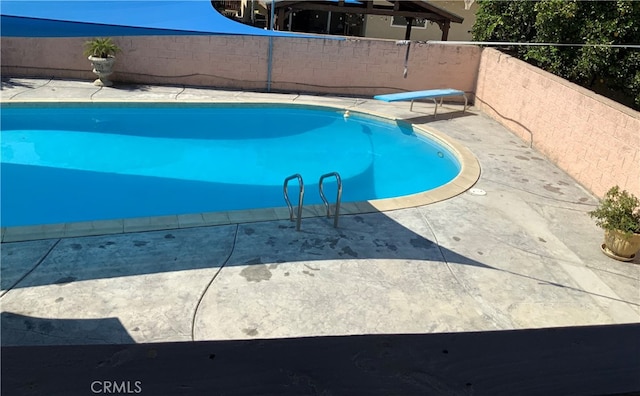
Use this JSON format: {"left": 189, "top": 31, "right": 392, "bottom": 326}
{"left": 88, "top": 56, "right": 116, "bottom": 87}
{"left": 603, "top": 229, "right": 640, "bottom": 259}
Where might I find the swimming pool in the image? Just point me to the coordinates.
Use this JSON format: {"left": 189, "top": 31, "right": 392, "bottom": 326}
{"left": 1, "top": 103, "right": 464, "bottom": 227}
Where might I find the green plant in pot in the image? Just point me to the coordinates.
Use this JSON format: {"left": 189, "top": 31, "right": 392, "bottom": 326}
{"left": 83, "top": 37, "right": 121, "bottom": 87}
{"left": 589, "top": 186, "right": 640, "bottom": 261}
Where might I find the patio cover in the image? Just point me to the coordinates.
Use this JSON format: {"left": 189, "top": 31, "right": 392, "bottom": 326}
{"left": 0, "top": 0, "right": 315, "bottom": 37}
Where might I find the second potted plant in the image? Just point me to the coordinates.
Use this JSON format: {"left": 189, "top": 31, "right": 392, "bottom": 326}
{"left": 589, "top": 186, "right": 640, "bottom": 261}
{"left": 83, "top": 37, "right": 121, "bottom": 87}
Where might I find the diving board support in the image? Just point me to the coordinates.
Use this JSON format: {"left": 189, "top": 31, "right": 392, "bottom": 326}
{"left": 319, "top": 172, "right": 342, "bottom": 228}
{"left": 284, "top": 174, "right": 304, "bottom": 231}
{"left": 410, "top": 94, "right": 467, "bottom": 116}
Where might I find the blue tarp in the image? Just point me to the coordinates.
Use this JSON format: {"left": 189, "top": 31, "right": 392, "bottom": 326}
{"left": 0, "top": 1, "right": 316, "bottom": 37}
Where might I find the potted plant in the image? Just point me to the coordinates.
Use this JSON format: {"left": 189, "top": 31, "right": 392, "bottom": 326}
{"left": 589, "top": 186, "right": 640, "bottom": 261}
{"left": 83, "top": 37, "right": 121, "bottom": 87}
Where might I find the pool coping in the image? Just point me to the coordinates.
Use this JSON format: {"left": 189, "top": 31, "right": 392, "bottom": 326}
{"left": 1, "top": 100, "right": 481, "bottom": 243}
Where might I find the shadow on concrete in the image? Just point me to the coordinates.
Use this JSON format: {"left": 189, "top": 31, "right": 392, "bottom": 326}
{"left": 2, "top": 209, "right": 638, "bottom": 310}
{"left": 401, "top": 107, "right": 476, "bottom": 124}
{"left": 106, "top": 84, "right": 152, "bottom": 92}
{"left": 2, "top": 323, "right": 639, "bottom": 395}
{"left": 1, "top": 78, "right": 43, "bottom": 90}
{"left": 0, "top": 312, "right": 135, "bottom": 346}
{"left": 1, "top": 211, "right": 490, "bottom": 291}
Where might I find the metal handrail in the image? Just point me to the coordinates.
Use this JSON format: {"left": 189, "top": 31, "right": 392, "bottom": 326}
{"left": 319, "top": 172, "right": 342, "bottom": 228}
{"left": 283, "top": 174, "right": 304, "bottom": 231}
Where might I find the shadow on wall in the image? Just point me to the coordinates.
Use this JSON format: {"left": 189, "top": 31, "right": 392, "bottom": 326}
{"left": 2, "top": 323, "right": 639, "bottom": 395}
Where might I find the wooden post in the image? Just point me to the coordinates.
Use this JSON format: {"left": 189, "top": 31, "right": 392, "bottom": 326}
{"left": 439, "top": 20, "right": 450, "bottom": 41}
{"left": 277, "top": 7, "right": 286, "bottom": 30}
{"left": 404, "top": 17, "right": 414, "bottom": 40}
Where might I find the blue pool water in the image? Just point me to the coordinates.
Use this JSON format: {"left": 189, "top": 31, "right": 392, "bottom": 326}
{"left": 1, "top": 104, "right": 460, "bottom": 226}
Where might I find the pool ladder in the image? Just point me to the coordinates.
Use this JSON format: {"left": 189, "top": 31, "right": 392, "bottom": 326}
{"left": 283, "top": 172, "right": 342, "bottom": 231}
{"left": 319, "top": 172, "right": 342, "bottom": 228}
{"left": 283, "top": 174, "right": 304, "bottom": 231}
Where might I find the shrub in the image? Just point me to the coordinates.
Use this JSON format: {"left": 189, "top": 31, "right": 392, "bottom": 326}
{"left": 589, "top": 186, "right": 640, "bottom": 236}
{"left": 83, "top": 37, "right": 121, "bottom": 58}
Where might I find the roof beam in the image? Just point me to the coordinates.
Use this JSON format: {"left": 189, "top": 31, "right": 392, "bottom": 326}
{"left": 274, "top": 2, "right": 446, "bottom": 21}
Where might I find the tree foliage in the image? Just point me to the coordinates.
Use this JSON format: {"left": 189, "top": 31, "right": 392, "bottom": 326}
{"left": 472, "top": 0, "right": 640, "bottom": 110}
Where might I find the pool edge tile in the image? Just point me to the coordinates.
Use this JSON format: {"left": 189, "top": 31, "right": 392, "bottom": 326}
{"left": 202, "top": 211, "right": 231, "bottom": 226}
{"left": 301, "top": 205, "right": 324, "bottom": 218}
{"left": 124, "top": 216, "right": 179, "bottom": 233}
{"left": 401, "top": 194, "right": 437, "bottom": 208}
{"left": 352, "top": 201, "right": 379, "bottom": 214}
{"left": 3, "top": 224, "right": 66, "bottom": 242}
{"left": 227, "top": 208, "right": 278, "bottom": 224}
{"left": 273, "top": 207, "right": 292, "bottom": 221}
{"left": 64, "top": 220, "right": 124, "bottom": 238}
{"left": 337, "top": 203, "right": 360, "bottom": 215}
{"left": 366, "top": 198, "right": 404, "bottom": 212}
{"left": 425, "top": 187, "right": 458, "bottom": 203}
{"left": 178, "top": 213, "right": 206, "bottom": 228}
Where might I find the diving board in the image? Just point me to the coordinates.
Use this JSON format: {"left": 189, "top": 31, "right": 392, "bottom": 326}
{"left": 374, "top": 89, "right": 468, "bottom": 116}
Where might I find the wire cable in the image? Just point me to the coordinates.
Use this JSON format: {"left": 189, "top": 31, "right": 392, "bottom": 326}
{"left": 190, "top": 224, "right": 239, "bottom": 341}
{"left": 427, "top": 40, "right": 640, "bottom": 49}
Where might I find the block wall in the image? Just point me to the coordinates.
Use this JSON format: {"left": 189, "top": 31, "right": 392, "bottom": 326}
{"left": 475, "top": 48, "right": 639, "bottom": 198}
{"left": 0, "top": 36, "right": 481, "bottom": 97}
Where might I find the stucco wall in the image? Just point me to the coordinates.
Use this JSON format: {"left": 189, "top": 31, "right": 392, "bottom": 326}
{"left": 475, "top": 48, "right": 640, "bottom": 198}
{"left": 0, "top": 36, "right": 270, "bottom": 91}
{"left": 0, "top": 36, "right": 480, "bottom": 97}
{"left": 271, "top": 39, "right": 479, "bottom": 96}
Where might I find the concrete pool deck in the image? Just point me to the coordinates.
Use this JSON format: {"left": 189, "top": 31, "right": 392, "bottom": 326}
{"left": 1, "top": 78, "right": 639, "bottom": 349}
